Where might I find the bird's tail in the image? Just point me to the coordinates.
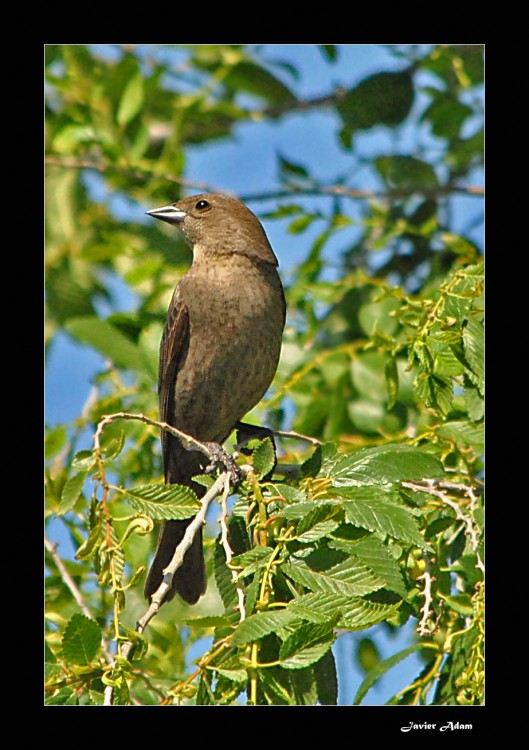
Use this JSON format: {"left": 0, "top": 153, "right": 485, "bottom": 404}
{"left": 144, "top": 519, "right": 206, "bottom": 605}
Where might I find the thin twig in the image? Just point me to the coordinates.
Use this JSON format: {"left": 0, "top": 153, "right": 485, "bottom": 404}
{"left": 94, "top": 411, "right": 217, "bottom": 463}
{"left": 219, "top": 476, "right": 246, "bottom": 622}
{"left": 402, "top": 479, "right": 484, "bottom": 574}
{"left": 45, "top": 535, "right": 114, "bottom": 663}
{"left": 45, "top": 154, "right": 483, "bottom": 203}
{"left": 104, "top": 472, "right": 232, "bottom": 706}
{"left": 272, "top": 428, "right": 322, "bottom": 446}
{"left": 416, "top": 552, "right": 435, "bottom": 636}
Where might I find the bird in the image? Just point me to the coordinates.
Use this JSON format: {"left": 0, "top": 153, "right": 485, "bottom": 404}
{"left": 144, "top": 193, "right": 286, "bottom": 605}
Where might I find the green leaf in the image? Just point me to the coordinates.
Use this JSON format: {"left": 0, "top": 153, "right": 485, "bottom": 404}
{"left": 61, "top": 614, "right": 102, "bottom": 666}
{"left": 320, "top": 45, "right": 338, "bottom": 62}
{"left": 75, "top": 522, "right": 103, "bottom": 560}
{"left": 183, "top": 615, "right": 232, "bottom": 628}
{"left": 328, "top": 444, "right": 444, "bottom": 487}
{"left": 231, "top": 546, "right": 274, "bottom": 577}
{"left": 71, "top": 449, "right": 97, "bottom": 472}
{"left": 120, "top": 483, "right": 200, "bottom": 520}
{"left": 66, "top": 317, "right": 154, "bottom": 376}
{"left": 289, "top": 592, "right": 401, "bottom": 630}
{"left": 462, "top": 316, "right": 484, "bottom": 392}
{"left": 57, "top": 470, "right": 88, "bottom": 515}
{"left": 231, "top": 609, "right": 302, "bottom": 647}
{"left": 385, "top": 357, "right": 399, "bottom": 410}
{"left": 375, "top": 155, "right": 439, "bottom": 188}
{"left": 223, "top": 61, "right": 296, "bottom": 107}
{"left": 338, "top": 71, "right": 414, "bottom": 138}
{"left": 117, "top": 71, "right": 144, "bottom": 126}
{"left": 351, "top": 353, "right": 387, "bottom": 402}
{"left": 437, "top": 420, "right": 484, "bottom": 450}
{"left": 346, "top": 536, "right": 407, "bottom": 597}
{"left": 283, "top": 557, "right": 384, "bottom": 597}
{"left": 296, "top": 504, "right": 343, "bottom": 543}
{"left": 214, "top": 538, "right": 238, "bottom": 611}
{"left": 251, "top": 438, "right": 276, "bottom": 479}
{"left": 353, "top": 643, "right": 438, "bottom": 705}
{"left": 342, "top": 490, "right": 424, "bottom": 546}
{"left": 314, "top": 648, "right": 338, "bottom": 705}
{"left": 279, "top": 622, "right": 337, "bottom": 670}
{"left": 214, "top": 668, "right": 247, "bottom": 684}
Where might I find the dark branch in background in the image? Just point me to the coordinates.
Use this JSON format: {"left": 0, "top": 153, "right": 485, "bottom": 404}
{"left": 44, "top": 155, "right": 483, "bottom": 205}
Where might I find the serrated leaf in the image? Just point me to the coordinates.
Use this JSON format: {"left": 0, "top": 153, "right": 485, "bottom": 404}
{"left": 214, "top": 538, "right": 238, "bottom": 611}
{"left": 462, "top": 316, "right": 484, "bottom": 392}
{"left": 297, "top": 504, "right": 342, "bottom": 543}
{"left": 283, "top": 557, "right": 384, "bottom": 597}
{"left": 279, "top": 622, "right": 336, "bottom": 670}
{"left": 120, "top": 483, "right": 200, "bottom": 520}
{"left": 437, "top": 420, "right": 484, "bottom": 450}
{"left": 117, "top": 71, "right": 144, "bottom": 126}
{"left": 215, "top": 668, "right": 247, "bottom": 684}
{"left": 71, "top": 449, "right": 97, "bottom": 471}
{"left": 290, "top": 592, "right": 401, "bottom": 630}
{"left": 75, "top": 522, "right": 103, "bottom": 560}
{"left": 280, "top": 500, "right": 340, "bottom": 520}
{"left": 231, "top": 609, "right": 302, "bottom": 647}
{"left": 62, "top": 614, "right": 102, "bottom": 666}
{"left": 328, "top": 444, "right": 444, "bottom": 487}
{"left": 301, "top": 442, "right": 340, "bottom": 478}
{"left": 57, "top": 470, "right": 88, "bottom": 515}
{"left": 251, "top": 438, "right": 276, "bottom": 479}
{"left": 347, "top": 537, "right": 407, "bottom": 597}
{"left": 231, "top": 546, "right": 274, "bottom": 577}
{"left": 341, "top": 491, "right": 424, "bottom": 546}
{"left": 270, "top": 483, "right": 307, "bottom": 505}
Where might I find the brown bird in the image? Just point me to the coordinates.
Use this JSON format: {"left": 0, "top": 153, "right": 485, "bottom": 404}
{"left": 144, "top": 193, "right": 286, "bottom": 605}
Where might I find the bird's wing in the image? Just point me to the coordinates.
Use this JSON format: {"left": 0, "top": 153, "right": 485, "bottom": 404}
{"left": 158, "top": 287, "right": 190, "bottom": 478}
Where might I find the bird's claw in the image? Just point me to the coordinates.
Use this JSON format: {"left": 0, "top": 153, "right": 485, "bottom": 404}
{"left": 203, "top": 442, "right": 242, "bottom": 487}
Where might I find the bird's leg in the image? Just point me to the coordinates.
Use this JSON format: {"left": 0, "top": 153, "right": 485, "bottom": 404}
{"left": 234, "top": 421, "right": 278, "bottom": 480}
{"left": 202, "top": 442, "right": 242, "bottom": 487}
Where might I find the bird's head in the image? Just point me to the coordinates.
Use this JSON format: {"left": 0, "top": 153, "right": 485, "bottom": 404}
{"left": 147, "top": 193, "right": 278, "bottom": 266}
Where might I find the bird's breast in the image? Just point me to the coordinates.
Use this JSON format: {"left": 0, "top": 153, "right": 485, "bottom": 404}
{"left": 172, "top": 255, "right": 284, "bottom": 442}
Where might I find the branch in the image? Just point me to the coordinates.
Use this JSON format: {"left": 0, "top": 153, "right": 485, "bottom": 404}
{"left": 219, "top": 477, "right": 247, "bottom": 622}
{"left": 402, "top": 479, "right": 484, "bottom": 575}
{"left": 104, "top": 472, "right": 232, "bottom": 706}
{"left": 45, "top": 155, "right": 218, "bottom": 195}
{"left": 416, "top": 552, "right": 435, "bottom": 636}
{"left": 45, "top": 535, "right": 114, "bottom": 664}
{"left": 241, "top": 183, "right": 484, "bottom": 204}
{"left": 45, "top": 154, "right": 483, "bottom": 205}
{"left": 94, "top": 411, "right": 218, "bottom": 464}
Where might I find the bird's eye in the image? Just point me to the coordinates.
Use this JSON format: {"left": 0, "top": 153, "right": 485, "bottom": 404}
{"left": 195, "top": 199, "right": 210, "bottom": 211}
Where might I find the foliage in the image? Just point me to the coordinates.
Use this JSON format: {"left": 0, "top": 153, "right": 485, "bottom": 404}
{"left": 45, "top": 44, "right": 484, "bottom": 706}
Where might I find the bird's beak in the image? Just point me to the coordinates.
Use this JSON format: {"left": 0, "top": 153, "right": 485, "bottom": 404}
{"left": 146, "top": 205, "right": 186, "bottom": 225}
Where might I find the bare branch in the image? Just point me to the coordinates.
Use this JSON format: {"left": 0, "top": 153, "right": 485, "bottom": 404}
{"left": 402, "top": 479, "right": 484, "bottom": 575}
{"left": 45, "top": 535, "right": 114, "bottom": 664}
{"left": 45, "top": 155, "right": 483, "bottom": 205}
{"left": 219, "top": 476, "right": 247, "bottom": 622}
{"left": 94, "top": 411, "right": 218, "bottom": 464}
{"left": 416, "top": 552, "right": 436, "bottom": 636}
{"left": 104, "top": 472, "right": 232, "bottom": 706}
